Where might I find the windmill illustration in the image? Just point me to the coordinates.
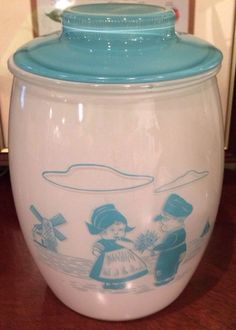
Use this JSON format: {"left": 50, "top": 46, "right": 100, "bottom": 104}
{"left": 30, "top": 205, "right": 67, "bottom": 252}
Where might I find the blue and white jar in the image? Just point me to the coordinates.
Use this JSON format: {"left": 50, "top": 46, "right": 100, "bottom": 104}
{"left": 8, "top": 3, "right": 224, "bottom": 321}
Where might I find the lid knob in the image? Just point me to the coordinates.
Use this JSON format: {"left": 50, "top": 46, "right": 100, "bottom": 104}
{"left": 62, "top": 3, "right": 176, "bottom": 37}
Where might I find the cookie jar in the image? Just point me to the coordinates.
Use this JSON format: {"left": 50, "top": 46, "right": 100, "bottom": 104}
{"left": 8, "top": 3, "right": 224, "bottom": 321}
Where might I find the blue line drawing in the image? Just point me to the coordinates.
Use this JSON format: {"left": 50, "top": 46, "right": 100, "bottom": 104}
{"left": 30, "top": 205, "right": 67, "bottom": 252}
{"left": 134, "top": 230, "right": 159, "bottom": 255}
{"left": 154, "top": 170, "right": 209, "bottom": 193}
{"left": 200, "top": 220, "right": 211, "bottom": 238}
{"left": 86, "top": 204, "right": 148, "bottom": 289}
{"left": 42, "top": 163, "right": 154, "bottom": 193}
{"left": 30, "top": 199, "right": 210, "bottom": 293}
{"left": 34, "top": 231, "right": 210, "bottom": 294}
{"left": 153, "top": 194, "right": 193, "bottom": 286}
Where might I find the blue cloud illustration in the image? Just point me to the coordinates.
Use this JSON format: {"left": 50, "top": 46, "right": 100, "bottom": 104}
{"left": 42, "top": 163, "right": 154, "bottom": 192}
{"left": 154, "top": 170, "right": 209, "bottom": 193}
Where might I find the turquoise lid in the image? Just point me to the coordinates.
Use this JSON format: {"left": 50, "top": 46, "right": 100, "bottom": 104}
{"left": 13, "top": 3, "right": 223, "bottom": 84}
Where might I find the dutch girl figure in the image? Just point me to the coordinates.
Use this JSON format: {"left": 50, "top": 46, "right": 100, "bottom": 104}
{"left": 87, "top": 204, "right": 148, "bottom": 290}
{"left": 153, "top": 194, "right": 193, "bottom": 286}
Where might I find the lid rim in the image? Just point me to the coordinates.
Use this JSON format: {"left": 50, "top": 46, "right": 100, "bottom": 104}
{"left": 8, "top": 56, "right": 221, "bottom": 96}
{"left": 9, "top": 55, "right": 221, "bottom": 87}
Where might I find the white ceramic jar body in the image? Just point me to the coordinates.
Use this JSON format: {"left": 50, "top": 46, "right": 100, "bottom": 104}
{"left": 9, "top": 68, "right": 224, "bottom": 320}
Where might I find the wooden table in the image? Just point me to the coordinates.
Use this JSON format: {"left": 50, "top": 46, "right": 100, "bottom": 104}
{"left": 0, "top": 167, "right": 236, "bottom": 329}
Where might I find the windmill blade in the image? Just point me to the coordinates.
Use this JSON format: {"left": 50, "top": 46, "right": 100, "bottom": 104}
{"left": 53, "top": 227, "right": 66, "bottom": 241}
{"left": 50, "top": 214, "right": 66, "bottom": 226}
{"left": 30, "top": 205, "right": 44, "bottom": 223}
{"left": 33, "top": 224, "right": 43, "bottom": 231}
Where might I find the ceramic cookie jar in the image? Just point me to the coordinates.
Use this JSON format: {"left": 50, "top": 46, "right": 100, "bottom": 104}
{"left": 8, "top": 3, "right": 224, "bottom": 321}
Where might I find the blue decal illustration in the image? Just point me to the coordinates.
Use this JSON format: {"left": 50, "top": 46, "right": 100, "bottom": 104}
{"left": 200, "top": 220, "right": 211, "bottom": 238}
{"left": 29, "top": 200, "right": 211, "bottom": 293}
{"left": 86, "top": 204, "right": 148, "bottom": 289}
{"left": 154, "top": 170, "right": 209, "bottom": 193}
{"left": 134, "top": 230, "right": 159, "bottom": 255}
{"left": 153, "top": 194, "right": 193, "bottom": 286}
{"left": 42, "top": 163, "right": 154, "bottom": 192}
{"left": 30, "top": 205, "right": 67, "bottom": 252}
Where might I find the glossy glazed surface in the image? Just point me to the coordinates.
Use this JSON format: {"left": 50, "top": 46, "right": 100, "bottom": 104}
{"left": 12, "top": 3, "right": 222, "bottom": 83}
{"left": 1, "top": 169, "right": 235, "bottom": 328}
{"left": 9, "top": 74, "right": 224, "bottom": 320}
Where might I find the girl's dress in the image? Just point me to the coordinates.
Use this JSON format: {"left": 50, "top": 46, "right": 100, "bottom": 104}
{"left": 90, "top": 238, "right": 148, "bottom": 287}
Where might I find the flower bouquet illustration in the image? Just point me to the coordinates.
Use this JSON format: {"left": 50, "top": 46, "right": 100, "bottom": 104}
{"left": 134, "top": 230, "right": 159, "bottom": 255}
